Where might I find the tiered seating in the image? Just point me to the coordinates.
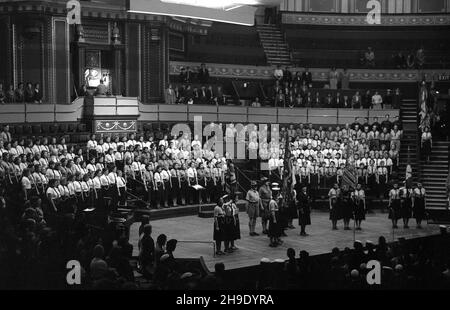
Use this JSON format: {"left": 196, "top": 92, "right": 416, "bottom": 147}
{"left": 7, "top": 122, "right": 90, "bottom": 144}
{"left": 285, "top": 25, "right": 450, "bottom": 69}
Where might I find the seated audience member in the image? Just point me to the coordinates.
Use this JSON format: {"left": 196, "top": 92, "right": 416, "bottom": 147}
{"left": 362, "top": 90, "right": 372, "bottom": 109}
{"left": 340, "top": 68, "right": 350, "bottom": 90}
{"left": 164, "top": 84, "right": 176, "bottom": 104}
{"left": 302, "top": 68, "right": 313, "bottom": 87}
{"left": 197, "top": 63, "right": 210, "bottom": 84}
{"left": 392, "top": 88, "right": 402, "bottom": 109}
{"left": 342, "top": 95, "right": 351, "bottom": 108}
{"left": 96, "top": 79, "right": 108, "bottom": 96}
{"left": 393, "top": 51, "right": 406, "bottom": 69}
{"left": 381, "top": 115, "right": 392, "bottom": 131}
{"left": 15, "top": 82, "right": 25, "bottom": 102}
{"left": 275, "top": 89, "right": 285, "bottom": 107}
{"left": 329, "top": 67, "right": 338, "bottom": 90}
{"left": 139, "top": 224, "right": 155, "bottom": 277}
{"left": 352, "top": 91, "right": 361, "bottom": 109}
{"left": 34, "top": 83, "right": 43, "bottom": 103}
{"left": 181, "top": 66, "right": 193, "bottom": 84}
{"left": 24, "top": 82, "right": 34, "bottom": 103}
{"left": 406, "top": 51, "right": 415, "bottom": 69}
{"left": 312, "top": 91, "right": 322, "bottom": 108}
{"left": 0, "top": 83, "right": 5, "bottom": 104}
{"left": 283, "top": 67, "right": 292, "bottom": 84}
{"left": 365, "top": 47, "right": 375, "bottom": 68}
{"left": 416, "top": 47, "right": 425, "bottom": 69}
{"left": 252, "top": 97, "right": 261, "bottom": 107}
{"left": 217, "top": 94, "right": 228, "bottom": 106}
{"left": 324, "top": 93, "right": 333, "bottom": 108}
{"left": 384, "top": 89, "right": 393, "bottom": 109}
{"left": 372, "top": 91, "right": 383, "bottom": 109}
{"left": 274, "top": 65, "right": 283, "bottom": 81}
{"left": 6, "top": 84, "right": 15, "bottom": 103}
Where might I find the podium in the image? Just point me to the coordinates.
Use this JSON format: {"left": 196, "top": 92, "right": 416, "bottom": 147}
{"left": 83, "top": 96, "right": 140, "bottom": 134}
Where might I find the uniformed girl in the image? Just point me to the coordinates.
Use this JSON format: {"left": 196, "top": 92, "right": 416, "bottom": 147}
{"left": 367, "top": 159, "right": 377, "bottom": 196}
{"left": 21, "top": 168, "right": 33, "bottom": 201}
{"left": 223, "top": 196, "right": 235, "bottom": 253}
{"left": 297, "top": 186, "right": 311, "bottom": 236}
{"left": 46, "top": 178, "right": 61, "bottom": 220}
{"left": 388, "top": 183, "right": 401, "bottom": 228}
{"left": 230, "top": 196, "right": 241, "bottom": 250}
{"left": 400, "top": 183, "right": 413, "bottom": 229}
{"left": 92, "top": 169, "right": 103, "bottom": 209}
{"left": 352, "top": 183, "right": 366, "bottom": 230}
{"left": 413, "top": 183, "right": 426, "bottom": 229}
{"left": 340, "top": 184, "right": 353, "bottom": 230}
{"left": 309, "top": 160, "right": 320, "bottom": 202}
{"left": 376, "top": 160, "right": 388, "bottom": 201}
{"left": 117, "top": 170, "right": 127, "bottom": 207}
{"left": 328, "top": 183, "right": 341, "bottom": 230}
{"left": 213, "top": 196, "right": 226, "bottom": 255}
{"left": 268, "top": 186, "right": 282, "bottom": 247}
{"left": 170, "top": 163, "right": 180, "bottom": 207}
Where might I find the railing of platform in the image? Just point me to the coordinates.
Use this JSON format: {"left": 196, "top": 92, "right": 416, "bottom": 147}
{"left": 177, "top": 240, "right": 217, "bottom": 258}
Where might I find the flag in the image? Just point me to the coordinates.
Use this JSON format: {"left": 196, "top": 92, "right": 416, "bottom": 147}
{"left": 342, "top": 166, "right": 357, "bottom": 189}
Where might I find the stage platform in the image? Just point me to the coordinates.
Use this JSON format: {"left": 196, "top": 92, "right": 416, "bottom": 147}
{"left": 129, "top": 210, "right": 440, "bottom": 272}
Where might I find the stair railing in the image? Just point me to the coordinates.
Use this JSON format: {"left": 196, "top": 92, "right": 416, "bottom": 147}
{"left": 235, "top": 165, "right": 252, "bottom": 194}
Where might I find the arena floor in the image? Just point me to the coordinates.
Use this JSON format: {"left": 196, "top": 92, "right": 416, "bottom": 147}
{"left": 129, "top": 211, "right": 440, "bottom": 272}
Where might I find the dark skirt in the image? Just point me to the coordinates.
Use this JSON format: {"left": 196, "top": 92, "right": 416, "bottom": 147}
{"left": 260, "top": 199, "right": 271, "bottom": 221}
{"left": 388, "top": 199, "right": 402, "bottom": 220}
{"left": 286, "top": 201, "right": 298, "bottom": 219}
{"left": 422, "top": 140, "right": 431, "bottom": 156}
{"left": 378, "top": 175, "right": 387, "bottom": 196}
{"left": 223, "top": 215, "right": 236, "bottom": 241}
{"left": 298, "top": 205, "right": 311, "bottom": 226}
{"left": 232, "top": 214, "right": 241, "bottom": 240}
{"left": 213, "top": 217, "right": 225, "bottom": 241}
{"left": 341, "top": 198, "right": 354, "bottom": 220}
{"left": 310, "top": 174, "right": 319, "bottom": 188}
{"left": 368, "top": 174, "right": 377, "bottom": 192}
{"left": 401, "top": 198, "right": 413, "bottom": 219}
{"left": 268, "top": 211, "right": 281, "bottom": 238}
{"left": 353, "top": 200, "right": 366, "bottom": 221}
{"left": 329, "top": 198, "right": 341, "bottom": 220}
{"left": 413, "top": 197, "right": 426, "bottom": 221}
{"left": 358, "top": 176, "right": 366, "bottom": 186}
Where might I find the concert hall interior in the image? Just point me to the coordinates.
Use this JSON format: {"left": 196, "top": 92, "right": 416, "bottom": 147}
{"left": 0, "top": 0, "right": 450, "bottom": 291}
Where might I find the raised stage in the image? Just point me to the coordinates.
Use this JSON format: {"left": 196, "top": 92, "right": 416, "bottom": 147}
{"left": 129, "top": 210, "right": 440, "bottom": 272}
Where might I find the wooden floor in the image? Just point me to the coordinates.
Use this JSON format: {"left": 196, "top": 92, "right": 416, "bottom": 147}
{"left": 130, "top": 211, "right": 440, "bottom": 272}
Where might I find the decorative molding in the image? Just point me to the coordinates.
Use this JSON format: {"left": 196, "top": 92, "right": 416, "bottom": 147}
{"left": 281, "top": 12, "right": 450, "bottom": 26}
{"left": 170, "top": 61, "right": 450, "bottom": 82}
{"left": 95, "top": 120, "right": 137, "bottom": 133}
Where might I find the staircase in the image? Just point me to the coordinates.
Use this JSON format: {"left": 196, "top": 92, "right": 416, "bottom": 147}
{"left": 255, "top": 24, "right": 292, "bottom": 67}
{"left": 421, "top": 140, "right": 449, "bottom": 210}
{"left": 398, "top": 99, "right": 419, "bottom": 177}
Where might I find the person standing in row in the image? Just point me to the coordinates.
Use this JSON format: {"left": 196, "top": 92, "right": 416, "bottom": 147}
{"left": 413, "top": 183, "right": 426, "bottom": 229}
{"left": 388, "top": 182, "right": 402, "bottom": 229}
{"left": 328, "top": 183, "right": 341, "bottom": 230}
{"left": 297, "top": 186, "right": 311, "bottom": 236}
{"left": 352, "top": 183, "right": 366, "bottom": 230}
{"left": 268, "top": 185, "right": 282, "bottom": 247}
{"left": 340, "top": 184, "right": 353, "bottom": 230}
{"left": 223, "top": 195, "right": 238, "bottom": 253}
{"left": 400, "top": 182, "right": 413, "bottom": 229}
{"left": 245, "top": 181, "right": 260, "bottom": 236}
{"left": 213, "top": 196, "right": 226, "bottom": 255}
{"left": 258, "top": 177, "right": 272, "bottom": 235}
